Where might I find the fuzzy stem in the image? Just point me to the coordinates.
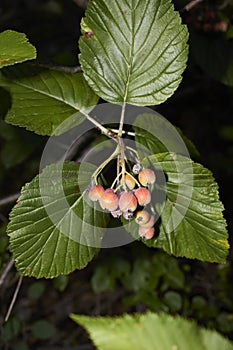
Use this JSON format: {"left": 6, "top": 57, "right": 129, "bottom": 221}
{"left": 118, "top": 102, "right": 127, "bottom": 138}
{"left": 81, "top": 111, "right": 117, "bottom": 141}
{"left": 92, "top": 145, "right": 120, "bottom": 184}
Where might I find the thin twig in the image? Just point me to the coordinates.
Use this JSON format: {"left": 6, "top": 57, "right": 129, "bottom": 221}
{"left": 72, "top": 0, "right": 89, "bottom": 9}
{"left": 181, "top": 0, "right": 204, "bottom": 12}
{"left": 0, "top": 193, "right": 20, "bottom": 207}
{"left": 5, "top": 275, "right": 23, "bottom": 322}
{"left": 38, "top": 63, "right": 82, "bottom": 73}
{"left": 218, "top": 0, "right": 231, "bottom": 9}
{"left": 0, "top": 257, "right": 14, "bottom": 289}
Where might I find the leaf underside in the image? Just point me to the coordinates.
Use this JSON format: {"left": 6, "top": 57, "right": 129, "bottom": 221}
{"left": 7, "top": 161, "right": 108, "bottom": 278}
{"left": 79, "top": 0, "right": 189, "bottom": 106}
{"left": 71, "top": 312, "right": 233, "bottom": 350}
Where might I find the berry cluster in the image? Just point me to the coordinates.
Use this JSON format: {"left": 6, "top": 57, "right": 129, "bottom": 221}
{"left": 88, "top": 167, "right": 156, "bottom": 240}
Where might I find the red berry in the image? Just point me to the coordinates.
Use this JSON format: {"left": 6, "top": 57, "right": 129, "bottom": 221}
{"left": 134, "top": 187, "right": 151, "bottom": 206}
{"left": 99, "top": 189, "right": 119, "bottom": 211}
{"left": 138, "top": 226, "right": 155, "bottom": 240}
{"left": 119, "top": 191, "right": 137, "bottom": 213}
{"left": 88, "top": 185, "right": 104, "bottom": 201}
{"left": 144, "top": 228, "right": 155, "bottom": 240}
{"left": 135, "top": 210, "right": 150, "bottom": 225}
{"left": 125, "top": 174, "right": 136, "bottom": 190}
{"left": 140, "top": 215, "right": 155, "bottom": 228}
{"left": 138, "top": 168, "right": 156, "bottom": 186}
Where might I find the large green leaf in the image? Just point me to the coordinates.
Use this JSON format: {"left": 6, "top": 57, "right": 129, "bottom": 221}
{"left": 7, "top": 161, "right": 108, "bottom": 278}
{"left": 0, "top": 30, "right": 36, "bottom": 68}
{"left": 124, "top": 152, "right": 229, "bottom": 263}
{"left": 0, "top": 64, "right": 98, "bottom": 136}
{"left": 70, "top": 312, "right": 233, "bottom": 350}
{"left": 146, "top": 153, "right": 229, "bottom": 262}
{"left": 133, "top": 113, "right": 200, "bottom": 159}
{"left": 79, "top": 0, "right": 189, "bottom": 106}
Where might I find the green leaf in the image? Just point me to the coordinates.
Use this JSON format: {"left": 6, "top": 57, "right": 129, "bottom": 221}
{"left": 0, "top": 30, "right": 36, "bottom": 68}
{"left": 27, "top": 282, "right": 45, "bottom": 300}
{"left": 191, "top": 31, "right": 233, "bottom": 86}
{"left": 7, "top": 161, "right": 108, "bottom": 278}
{"left": 70, "top": 312, "right": 233, "bottom": 350}
{"left": 163, "top": 291, "right": 182, "bottom": 312}
{"left": 31, "top": 320, "right": 56, "bottom": 340}
{"left": 79, "top": 0, "right": 189, "bottom": 106}
{"left": 91, "top": 255, "right": 131, "bottom": 293}
{"left": 0, "top": 121, "right": 43, "bottom": 169}
{"left": 133, "top": 113, "right": 199, "bottom": 159}
{"left": 0, "top": 64, "right": 98, "bottom": 136}
{"left": 143, "top": 153, "right": 229, "bottom": 262}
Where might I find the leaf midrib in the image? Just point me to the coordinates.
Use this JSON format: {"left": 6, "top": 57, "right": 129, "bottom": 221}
{"left": 123, "top": 4, "right": 135, "bottom": 103}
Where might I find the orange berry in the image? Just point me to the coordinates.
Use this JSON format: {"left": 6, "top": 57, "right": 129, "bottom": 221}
{"left": 134, "top": 187, "right": 151, "bottom": 206}
{"left": 99, "top": 189, "right": 119, "bottom": 211}
{"left": 125, "top": 174, "right": 136, "bottom": 190}
{"left": 119, "top": 191, "right": 138, "bottom": 213}
{"left": 138, "top": 168, "right": 156, "bottom": 186}
{"left": 138, "top": 226, "right": 155, "bottom": 240}
{"left": 140, "top": 215, "right": 155, "bottom": 228}
{"left": 135, "top": 210, "right": 150, "bottom": 225}
{"left": 88, "top": 185, "right": 105, "bottom": 201}
{"left": 144, "top": 227, "right": 155, "bottom": 240}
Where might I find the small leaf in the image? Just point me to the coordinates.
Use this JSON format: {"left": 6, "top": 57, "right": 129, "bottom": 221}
{"left": 0, "top": 64, "right": 98, "bottom": 135}
{"left": 191, "top": 31, "right": 233, "bottom": 86}
{"left": 70, "top": 312, "right": 233, "bottom": 350}
{"left": 27, "top": 282, "right": 45, "bottom": 300}
{"left": 163, "top": 291, "right": 182, "bottom": 312}
{"left": 142, "top": 153, "right": 229, "bottom": 263}
{"left": 31, "top": 320, "right": 56, "bottom": 340}
{"left": 7, "top": 161, "right": 108, "bottom": 278}
{"left": 79, "top": 0, "right": 189, "bottom": 105}
{"left": 0, "top": 123, "right": 42, "bottom": 169}
{"left": 0, "top": 30, "right": 36, "bottom": 68}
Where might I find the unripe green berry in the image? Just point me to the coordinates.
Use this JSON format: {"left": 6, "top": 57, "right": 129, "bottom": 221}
{"left": 99, "top": 189, "right": 119, "bottom": 211}
{"left": 138, "top": 168, "right": 156, "bottom": 186}
{"left": 134, "top": 187, "right": 151, "bottom": 206}
{"left": 125, "top": 174, "right": 136, "bottom": 190}
{"left": 138, "top": 226, "right": 155, "bottom": 240}
{"left": 135, "top": 210, "right": 150, "bottom": 225}
{"left": 88, "top": 185, "right": 105, "bottom": 201}
{"left": 119, "top": 191, "right": 138, "bottom": 213}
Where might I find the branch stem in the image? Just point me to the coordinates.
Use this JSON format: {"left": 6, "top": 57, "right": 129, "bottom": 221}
{"left": 92, "top": 145, "right": 120, "bottom": 183}
{"left": 0, "top": 193, "right": 20, "bottom": 207}
{"left": 118, "top": 102, "right": 127, "bottom": 137}
{"left": 5, "top": 275, "right": 23, "bottom": 322}
{"left": 0, "top": 257, "right": 14, "bottom": 289}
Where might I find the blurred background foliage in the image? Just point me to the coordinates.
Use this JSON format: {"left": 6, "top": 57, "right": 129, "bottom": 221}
{"left": 0, "top": 0, "right": 233, "bottom": 349}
